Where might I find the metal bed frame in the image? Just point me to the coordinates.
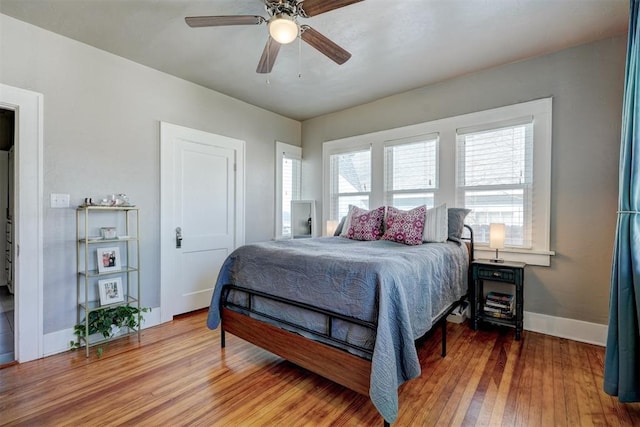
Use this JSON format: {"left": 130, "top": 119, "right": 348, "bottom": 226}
{"left": 218, "top": 225, "right": 474, "bottom": 426}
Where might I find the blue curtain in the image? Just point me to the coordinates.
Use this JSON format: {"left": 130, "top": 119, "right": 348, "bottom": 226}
{"left": 604, "top": 0, "right": 640, "bottom": 402}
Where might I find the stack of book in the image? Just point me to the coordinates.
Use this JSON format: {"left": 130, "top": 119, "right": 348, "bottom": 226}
{"left": 483, "top": 291, "right": 514, "bottom": 319}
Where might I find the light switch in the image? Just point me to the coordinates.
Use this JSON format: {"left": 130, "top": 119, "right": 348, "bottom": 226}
{"left": 50, "top": 193, "right": 70, "bottom": 208}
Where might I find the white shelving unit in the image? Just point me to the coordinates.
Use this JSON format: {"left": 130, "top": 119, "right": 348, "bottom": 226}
{"left": 76, "top": 205, "right": 141, "bottom": 357}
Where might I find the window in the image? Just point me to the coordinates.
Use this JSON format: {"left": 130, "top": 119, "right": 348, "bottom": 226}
{"left": 282, "top": 156, "right": 301, "bottom": 237}
{"left": 325, "top": 138, "right": 437, "bottom": 222}
{"left": 457, "top": 120, "right": 533, "bottom": 247}
{"left": 384, "top": 135, "right": 438, "bottom": 210}
{"left": 329, "top": 148, "right": 371, "bottom": 220}
{"left": 275, "top": 142, "right": 301, "bottom": 239}
{"left": 323, "top": 98, "right": 553, "bottom": 265}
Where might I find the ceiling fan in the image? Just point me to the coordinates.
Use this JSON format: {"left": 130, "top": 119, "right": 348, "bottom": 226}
{"left": 185, "top": 0, "right": 364, "bottom": 73}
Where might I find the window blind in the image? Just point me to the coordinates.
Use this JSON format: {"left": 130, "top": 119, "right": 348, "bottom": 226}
{"left": 457, "top": 122, "right": 533, "bottom": 247}
{"left": 384, "top": 136, "right": 438, "bottom": 209}
{"left": 330, "top": 148, "right": 371, "bottom": 219}
{"left": 281, "top": 155, "right": 301, "bottom": 237}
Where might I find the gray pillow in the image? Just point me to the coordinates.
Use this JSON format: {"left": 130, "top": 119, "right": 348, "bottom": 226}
{"left": 448, "top": 208, "right": 471, "bottom": 243}
{"left": 333, "top": 216, "right": 346, "bottom": 236}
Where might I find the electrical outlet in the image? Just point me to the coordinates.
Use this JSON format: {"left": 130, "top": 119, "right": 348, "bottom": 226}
{"left": 50, "top": 193, "right": 70, "bottom": 208}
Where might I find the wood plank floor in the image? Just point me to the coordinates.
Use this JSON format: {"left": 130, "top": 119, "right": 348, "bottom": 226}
{"left": 1, "top": 310, "right": 639, "bottom": 426}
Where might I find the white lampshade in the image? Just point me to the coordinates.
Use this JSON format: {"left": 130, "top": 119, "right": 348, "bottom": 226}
{"left": 326, "top": 220, "right": 338, "bottom": 236}
{"left": 268, "top": 15, "right": 298, "bottom": 44}
{"left": 489, "top": 223, "right": 506, "bottom": 249}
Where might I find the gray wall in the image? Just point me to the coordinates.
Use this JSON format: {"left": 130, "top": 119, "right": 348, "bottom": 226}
{"left": 301, "top": 36, "right": 626, "bottom": 325}
{"left": 0, "top": 14, "right": 301, "bottom": 333}
{"left": 0, "top": 11, "right": 625, "bottom": 333}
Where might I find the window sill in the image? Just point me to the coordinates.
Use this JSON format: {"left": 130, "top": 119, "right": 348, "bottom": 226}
{"left": 473, "top": 247, "right": 555, "bottom": 267}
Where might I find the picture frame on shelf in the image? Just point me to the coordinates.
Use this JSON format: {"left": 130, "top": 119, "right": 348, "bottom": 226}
{"left": 98, "top": 277, "right": 125, "bottom": 305}
{"left": 96, "top": 247, "right": 121, "bottom": 273}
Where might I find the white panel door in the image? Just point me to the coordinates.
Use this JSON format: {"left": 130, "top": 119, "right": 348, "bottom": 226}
{"left": 175, "top": 142, "right": 234, "bottom": 314}
{"left": 160, "top": 123, "right": 245, "bottom": 321}
{"left": 0, "top": 84, "right": 44, "bottom": 363}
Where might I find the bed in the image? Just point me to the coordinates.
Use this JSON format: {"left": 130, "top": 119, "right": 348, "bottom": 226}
{"left": 207, "top": 224, "right": 473, "bottom": 425}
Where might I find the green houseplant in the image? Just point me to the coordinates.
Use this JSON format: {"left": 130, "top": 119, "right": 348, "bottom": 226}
{"left": 70, "top": 305, "right": 150, "bottom": 357}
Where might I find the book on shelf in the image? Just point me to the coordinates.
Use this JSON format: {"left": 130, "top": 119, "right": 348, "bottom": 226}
{"left": 483, "top": 291, "right": 514, "bottom": 318}
{"left": 485, "top": 299, "right": 512, "bottom": 310}
{"left": 486, "top": 291, "right": 513, "bottom": 303}
{"left": 483, "top": 304, "right": 512, "bottom": 313}
{"left": 483, "top": 309, "right": 514, "bottom": 320}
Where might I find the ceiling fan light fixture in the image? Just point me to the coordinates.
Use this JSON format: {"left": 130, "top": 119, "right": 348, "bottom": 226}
{"left": 268, "top": 15, "right": 298, "bottom": 44}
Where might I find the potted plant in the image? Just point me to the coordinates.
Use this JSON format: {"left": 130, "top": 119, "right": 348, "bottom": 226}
{"left": 70, "top": 305, "right": 150, "bottom": 357}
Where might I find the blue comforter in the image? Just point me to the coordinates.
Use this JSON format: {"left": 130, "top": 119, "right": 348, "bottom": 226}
{"left": 207, "top": 237, "right": 468, "bottom": 423}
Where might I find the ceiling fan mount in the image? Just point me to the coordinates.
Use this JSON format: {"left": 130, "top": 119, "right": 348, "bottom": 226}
{"left": 185, "top": 0, "right": 364, "bottom": 73}
{"left": 265, "top": 0, "right": 300, "bottom": 19}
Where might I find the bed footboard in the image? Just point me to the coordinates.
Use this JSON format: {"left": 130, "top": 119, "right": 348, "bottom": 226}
{"left": 222, "top": 307, "right": 372, "bottom": 395}
{"left": 222, "top": 285, "right": 376, "bottom": 357}
{"left": 220, "top": 286, "right": 466, "bottom": 395}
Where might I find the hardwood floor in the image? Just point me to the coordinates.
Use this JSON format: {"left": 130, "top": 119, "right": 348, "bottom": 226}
{"left": 0, "top": 285, "right": 14, "bottom": 365}
{"left": 1, "top": 309, "right": 639, "bottom": 426}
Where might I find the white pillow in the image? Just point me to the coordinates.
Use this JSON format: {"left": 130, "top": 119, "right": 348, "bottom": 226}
{"left": 423, "top": 203, "right": 448, "bottom": 242}
{"left": 340, "top": 205, "right": 357, "bottom": 237}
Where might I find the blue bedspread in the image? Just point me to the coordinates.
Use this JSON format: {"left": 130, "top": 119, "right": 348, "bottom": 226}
{"left": 207, "top": 237, "right": 468, "bottom": 423}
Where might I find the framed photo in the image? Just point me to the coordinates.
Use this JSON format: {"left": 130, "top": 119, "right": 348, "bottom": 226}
{"left": 96, "top": 247, "right": 121, "bottom": 273}
{"left": 98, "top": 277, "right": 125, "bottom": 305}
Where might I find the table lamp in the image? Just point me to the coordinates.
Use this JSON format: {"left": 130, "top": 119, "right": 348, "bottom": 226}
{"left": 489, "top": 223, "right": 505, "bottom": 263}
{"left": 326, "top": 220, "right": 338, "bottom": 236}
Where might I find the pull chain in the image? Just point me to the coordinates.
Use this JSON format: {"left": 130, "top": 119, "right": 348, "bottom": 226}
{"left": 298, "top": 30, "right": 302, "bottom": 79}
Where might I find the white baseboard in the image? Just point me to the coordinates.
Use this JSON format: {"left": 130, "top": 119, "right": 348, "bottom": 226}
{"left": 43, "top": 306, "right": 162, "bottom": 357}
{"left": 42, "top": 307, "right": 606, "bottom": 357}
{"left": 524, "top": 311, "right": 607, "bottom": 347}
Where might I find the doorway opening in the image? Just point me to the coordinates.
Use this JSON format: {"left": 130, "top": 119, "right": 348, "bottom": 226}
{"left": 0, "top": 83, "right": 44, "bottom": 363}
{"left": 0, "top": 107, "right": 15, "bottom": 365}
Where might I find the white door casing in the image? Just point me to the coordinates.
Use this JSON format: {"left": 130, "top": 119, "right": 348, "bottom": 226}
{"left": 0, "top": 84, "right": 44, "bottom": 362}
{"left": 160, "top": 122, "right": 245, "bottom": 322}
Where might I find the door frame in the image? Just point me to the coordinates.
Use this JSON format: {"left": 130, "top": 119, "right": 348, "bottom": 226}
{"left": 0, "top": 84, "right": 44, "bottom": 363}
{"left": 159, "top": 122, "right": 245, "bottom": 323}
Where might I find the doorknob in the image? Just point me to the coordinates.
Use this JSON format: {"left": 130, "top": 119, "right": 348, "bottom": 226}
{"left": 176, "top": 227, "right": 182, "bottom": 249}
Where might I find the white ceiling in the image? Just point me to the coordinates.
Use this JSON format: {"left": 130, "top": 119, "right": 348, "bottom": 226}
{"left": 0, "top": 0, "right": 629, "bottom": 121}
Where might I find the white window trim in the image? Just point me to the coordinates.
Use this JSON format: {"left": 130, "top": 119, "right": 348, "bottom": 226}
{"left": 275, "top": 141, "right": 302, "bottom": 239}
{"left": 323, "top": 98, "right": 555, "bottom": 266}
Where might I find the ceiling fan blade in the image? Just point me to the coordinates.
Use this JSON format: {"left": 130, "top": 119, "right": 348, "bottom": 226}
{"left": 300, "top": 25, "right": 351, "bottom": 65}
{"left": 256, "top": 37, "right": 281, "bottom": 74}
{"left": 185, "top": 15, "right": 265, "bottom": 28}
{"left": 299, "top": 0, "right": 364, "bottom": 17}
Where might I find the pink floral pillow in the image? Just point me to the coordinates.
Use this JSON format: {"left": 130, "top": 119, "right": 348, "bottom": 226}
{"left": 346, "top": 206, "right": 386, "bottom": 241}
{"left": 381, "top": 205, "right": 427, "bottom": 245}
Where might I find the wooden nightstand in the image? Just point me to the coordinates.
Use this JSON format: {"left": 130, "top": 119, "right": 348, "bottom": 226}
{"left": 471, "top": 259, "right": 526, "bottom": 340}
